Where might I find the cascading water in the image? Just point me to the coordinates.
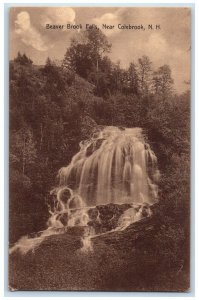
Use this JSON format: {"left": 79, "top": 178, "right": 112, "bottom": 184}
{"left": 58, "top": 126, "right": 159, "bottom": 206}
{"left": 10, "top": 126, "right": 160, "bottom": 254}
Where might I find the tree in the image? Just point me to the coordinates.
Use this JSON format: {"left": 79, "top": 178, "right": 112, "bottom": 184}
{"left": 43, "top": 57, "right": 56, "bottom": 73}
{"left": 10, "top": 128, "right": 37, "bottom": 175}
{"left": 62, "top": 28, "right": 111, "bottom": 80}
{"left": 83, "top": 28, "right": 111, "bottom": 72}
{"left": 90, "top": 56, "right": 113, "bottom": 97}
{"left": 108, "top": 61, "right": 128, "bottom": 94}
{"left": 153, "top": 65, "right": 174, "bottom": 96}
{"left": 137, "top": 55, "right": 153, "bottom": 95}
{"left": 63, "top": 41, "right": 94, "bottom": 78}
{"left": 14, "top": 52, "right": 33, "bottom": 65}
{"left": 127, "top": 62, "right": 139, "bottom": 95}
{"left": 43, "top": 57, "right": 67, "bottom": 101}
{"left": 14, "top": 51, "right": 22, "bottom": 63}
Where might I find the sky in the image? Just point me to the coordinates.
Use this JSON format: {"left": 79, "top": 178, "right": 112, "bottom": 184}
{"left": 9, "top": 7, "right": 191, "bottom": 93}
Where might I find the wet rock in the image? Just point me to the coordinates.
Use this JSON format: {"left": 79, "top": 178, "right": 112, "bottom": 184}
{"left": 86, "top": 143, "right": 94, "bottom": 156}
{"left": 88, "top": 208, "right": 99, "bottom": 220}
{"left": 86, "top": 138, "right": 106, "bottom": 156}
{"left": 66, "top": 226, "right": 87, "bottom": 237}
{"left": 58, "top": 213, "right": 68, "bottom": 226}
{"left": 87, "top": 203, "right": 132, "bottom": 233}
{"left": 95, "top": 138, "right": 106, "bottom": 149}
{"left": 93, "top": 215, "right": 161, "bottom": 251}
{"left": 59, "top": 188, "right": 71, "bottom": 203}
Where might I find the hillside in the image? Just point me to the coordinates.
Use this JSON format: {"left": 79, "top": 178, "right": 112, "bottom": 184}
{"left": 9, "top": 51, "right": 190, "bottom": 291}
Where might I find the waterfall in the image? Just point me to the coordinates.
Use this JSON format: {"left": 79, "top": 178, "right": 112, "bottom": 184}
{"left": 9, "top": 126, "right": 160, "bottom": 255}
{"left": 58, "top": 126, "right": 159, "bottom": 206}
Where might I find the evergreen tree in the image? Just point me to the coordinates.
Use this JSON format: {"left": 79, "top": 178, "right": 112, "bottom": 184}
{"left": 153, "top": 65, "right": 174, "bottom": 96}
{"left": 14, "top": 52, "right": 33, "bottom": 65}
{"left": 127, "top": 62, "right": 139, "bottom": 95}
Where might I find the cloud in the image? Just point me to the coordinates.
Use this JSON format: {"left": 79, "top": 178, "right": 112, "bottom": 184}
{"left": 15, "top": 11, "right": 49, "bottom": 51}
{"left": 110, "top": 30, "right": 190, "bottom": 92}
{"left": 12, "top": 7, "right": 190, "bottom": 92}
{"left": 93, "top": 12, "right": 120, "bottom": 36}
{"left": 144, "top": 32, "right": 190, "bottom": 85}
{"left": 40, "top": 7, "right": 76, "bottom": 28}
{"left": 145, "top": 33, "right": 169, "bottom": 64}
{"left": 14, "top": 8, "right": 76, "bottom": 52}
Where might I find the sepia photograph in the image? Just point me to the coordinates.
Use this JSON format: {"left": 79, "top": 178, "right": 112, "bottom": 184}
{"left": 8, "top": 6, "right": 191, "bottom": 292}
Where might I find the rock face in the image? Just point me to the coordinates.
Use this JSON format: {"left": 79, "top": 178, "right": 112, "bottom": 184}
{"left": 9, "top": 202, "right": 188, "bottom": 292}
{"left": 48, "top": 202, "right": 151, "bottom": 235}
{"left": 9, "top": 205, "right": 162, "bottom": 291}
{"left": 87, "top": 203, "right": 132, "bottom": 233}
{"left": 93, "top": 215, "right": 159, "bottom": 250}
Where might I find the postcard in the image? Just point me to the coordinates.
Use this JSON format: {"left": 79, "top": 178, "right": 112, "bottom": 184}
{"left": 8, "top": 6, "right": 191, "bottom": 292}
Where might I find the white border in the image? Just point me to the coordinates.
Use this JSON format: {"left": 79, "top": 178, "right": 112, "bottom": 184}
{"left": 1, "top": 1, "right": 198, "bottom": 299}
{"left": 0, "top": 0, "right": 5, "bottom": 299}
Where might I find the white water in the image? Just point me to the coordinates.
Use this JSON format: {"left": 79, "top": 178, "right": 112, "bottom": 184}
{"left": 58, "top": 126, "right": 159, "bottom": 206}
{"left": 10, "top": 126, "right": 159, "bottom": 254}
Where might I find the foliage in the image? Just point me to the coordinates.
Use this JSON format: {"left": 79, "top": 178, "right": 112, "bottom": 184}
{"left": 153, "top": 64, "right": 174, "bottom": 96}
{"left": 62, "top": 28, "right": 111, "bottom": 79}
{"left": 14, "top": 52, "right": 33, "bottom": 65}
{"left": 9, "top": 28, "right": 190, "bottom": 290}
